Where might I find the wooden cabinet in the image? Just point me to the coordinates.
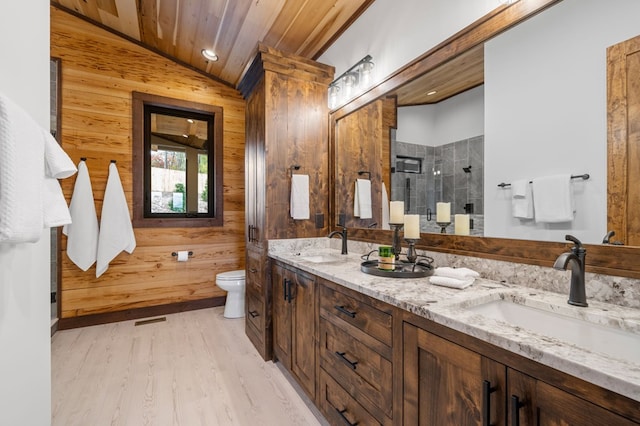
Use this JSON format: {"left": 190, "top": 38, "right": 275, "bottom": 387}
{"left": 403, "top": 320, "right": 639, "bottom": 425}
{"left": 240, "top": 44, "right": 334, "bottom": 360}
{"left": 318, "top": 279, "right": 398, "bottom": 425}
{"left": 271, "top": 261, "right": 317, "bottom": 399}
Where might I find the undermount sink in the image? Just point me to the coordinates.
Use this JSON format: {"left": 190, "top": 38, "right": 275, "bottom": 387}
{"left": 299, "top": 254, "right": 347, "bottom": 263}
{"left": 465, "top": 295, "right": 640, "bottom": 364}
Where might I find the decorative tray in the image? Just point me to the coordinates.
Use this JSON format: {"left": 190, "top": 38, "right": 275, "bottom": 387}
{"left": 360, "top": 259, "right": 434, "bottom": 278}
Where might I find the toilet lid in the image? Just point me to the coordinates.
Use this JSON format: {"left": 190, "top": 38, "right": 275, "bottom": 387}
{"left": 217, "top": 269, "right": 246, "bottom": 280}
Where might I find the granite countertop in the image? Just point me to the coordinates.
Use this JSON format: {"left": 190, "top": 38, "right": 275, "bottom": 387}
{"left": 269, "top": 247, "right": 640, "bottom": 403}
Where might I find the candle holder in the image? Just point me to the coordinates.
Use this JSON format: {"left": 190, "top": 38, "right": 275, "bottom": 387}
{"left": 405, "top": 238, "right": 418, "bottom": 263}
{"left": 389, "top": 223, "right": 404, "bottom": 260}
{"left": 436, "top": 221, "right": 451, "bottom": 234}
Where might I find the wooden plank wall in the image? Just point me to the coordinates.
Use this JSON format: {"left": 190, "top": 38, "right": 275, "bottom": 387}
{"left": 51, "top": 7, "right": 246, "bottom": 318}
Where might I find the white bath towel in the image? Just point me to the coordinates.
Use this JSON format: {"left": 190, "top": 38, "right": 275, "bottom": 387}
{"left": 354, "top": 178, "right": 372, "bottom": 219}
{"left": 434, "top": 266, "right": 480, "bottom": 280}
{"left": 532, "top": 174, "right": 574, "bottom": 223}
{"left": 63, "top": 160, "right": 99, "bottom": 271}
{"left": 511, "top": 179, "right": 534, "bottom": 219}
{"left": 381, "top": 181, "right": 390, "bottom": 230}
{"left": 96, "top": 162, "right": 136, "bottom": 278}
{"left": 0, "top": 93, "right": 75, "bottom": 243}
{"left": 290, "top": 174, "right": 310, "bottom": 220}
{"left": 430, "top": 276, "right": 475, "bottom": 289}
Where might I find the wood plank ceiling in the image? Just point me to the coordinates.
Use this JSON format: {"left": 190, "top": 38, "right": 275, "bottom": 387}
{"left": 50, "top": 0, "right": 375, "bottom": 88}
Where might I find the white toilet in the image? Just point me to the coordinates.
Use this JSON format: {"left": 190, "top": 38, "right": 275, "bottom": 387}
{"left": 216, "top": 270, "right": 246, "bottom": 318}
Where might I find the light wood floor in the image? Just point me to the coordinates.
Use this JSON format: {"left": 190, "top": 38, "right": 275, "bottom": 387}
{"left": 52, "top": 307, "right": 326, "bottom": 426}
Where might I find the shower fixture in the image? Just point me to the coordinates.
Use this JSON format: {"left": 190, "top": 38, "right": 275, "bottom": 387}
{"left": 463, "top": 165, "right": 472, "bottom": 173}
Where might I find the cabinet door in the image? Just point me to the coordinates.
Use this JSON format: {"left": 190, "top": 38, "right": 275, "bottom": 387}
{"left": 245, "top": 80, "right": 265, "bottom": 248}
{"left": 271, "top": 264, "right": 291, "bottom": 368}
{"left": 403, "top": 323, "right": 505, "bottom": 425}
{"left": 291, "top": 271, "right": 316, "bottom": 399}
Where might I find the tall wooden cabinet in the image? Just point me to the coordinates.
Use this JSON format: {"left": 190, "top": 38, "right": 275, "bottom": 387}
{"left": 239, "top": 44, "right": 334, "bottom": 360}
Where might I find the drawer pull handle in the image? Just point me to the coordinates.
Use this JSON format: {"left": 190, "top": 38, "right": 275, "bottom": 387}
{"left": 248, "top": 310, "right": 259, "bottom": 318}
{"left": 336, "top": 408, "right": 358, "bottom": 426}
{"left": 334, "top": 305, "right": 356, "bottom": 318}
{"left": 510, "top": 395, "right": 524, "bottom": 426}
{"left": 249, "top": 268, "right": 258, "bottom": 273}
{"left": 335, "top": 351, "right": 358, "bottom": 370}
{"left": 482, "top": 380, "right": 497, "bottom": 426}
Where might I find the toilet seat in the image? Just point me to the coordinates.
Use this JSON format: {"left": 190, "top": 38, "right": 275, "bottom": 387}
{"left": 216, "top": 270, "right": 246, "bottom": 281}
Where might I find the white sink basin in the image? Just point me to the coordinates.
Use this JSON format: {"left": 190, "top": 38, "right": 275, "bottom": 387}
{"left": 299, "top": 254, "right": 347, "bottom": 263}
{"left": 466, "top": 297, "right": 640, "bottom": 364}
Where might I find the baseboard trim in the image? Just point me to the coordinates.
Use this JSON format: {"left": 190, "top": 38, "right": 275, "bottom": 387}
{"left": 57, "top": 297, "right": 226, "bottom": 330}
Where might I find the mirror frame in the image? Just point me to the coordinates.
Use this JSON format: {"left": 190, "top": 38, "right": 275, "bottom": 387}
{"left": 132, "top": 91, "right": 224, "bottom": 228}
{"left": 329, "top": 0, "right": 640, "bottom": 279}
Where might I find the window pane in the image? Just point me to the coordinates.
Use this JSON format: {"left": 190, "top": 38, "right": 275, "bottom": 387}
{"left": 198, "top": 153, "right": 209, "bottom": 213}
{"left": 150, "top": 148, "right": 186, "bottom": 213}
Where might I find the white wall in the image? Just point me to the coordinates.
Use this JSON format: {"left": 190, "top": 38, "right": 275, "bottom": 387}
{"left": 319, "top": 0, "right": 502, "bottom": 91}
{"left": 397, "top": 85, "right": 484, "bottom": 146}
{"left": 484, "top": 0, "right": 640, "bottom": 243}
{"left": 0, "top": 1, "right": 52, "bottom": 424}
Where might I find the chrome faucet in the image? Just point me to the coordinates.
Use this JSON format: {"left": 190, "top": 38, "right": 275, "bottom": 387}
{"left": 553, "top": 234, "right": 588, "bottom": 307}
{"left": 328, "top": 225, "right": 348, "bottom": 255}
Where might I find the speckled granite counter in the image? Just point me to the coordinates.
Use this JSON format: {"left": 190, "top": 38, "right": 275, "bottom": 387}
{"left": 269, "top": 239, "right": 640, "bottom": 403}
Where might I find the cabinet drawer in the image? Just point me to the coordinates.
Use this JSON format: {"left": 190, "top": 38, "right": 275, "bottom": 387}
{"left": 246, "top": 289, "right": 264, "bottom": 333}
{"left": 320, "top": 318, "right": 393, "bottom": 421}
{"left": 320, "top": 283, "right": 392, "bottom": 347}
{"left": 246, "top": 251, "right": 263, "bottom": 292}
{"left": 319, "top": 369, "right": 387, "bottom": 426}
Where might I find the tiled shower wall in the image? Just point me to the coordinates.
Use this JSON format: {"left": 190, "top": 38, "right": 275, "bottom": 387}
{"left": 391, "top": 133, "right": 484, "bottom": 235}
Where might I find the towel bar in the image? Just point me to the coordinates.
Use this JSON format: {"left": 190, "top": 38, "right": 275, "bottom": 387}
{"left": 497, "top": 173, "right": 589, "bottom": 188}
{"left": 357, "top": 170, "right": 371, "bottom": 180}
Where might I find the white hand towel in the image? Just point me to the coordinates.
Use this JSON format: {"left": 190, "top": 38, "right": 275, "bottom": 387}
{"left": 354, "top": 179, "right": 372, "bottom": 219}
{"left": 63, "top": 161, "right": 99, "bottom": 271}
{"left": 430, "top": 276, "right": 475, "bottom": 289}
{"left": 532, "top": 174, "right": 574, "bottom": 223}
{"left": 44, "top": 131, "right": 76, "bottom": 179}
{"left": 381, "top": 181, "right": 390, "bottom": 230}
{"left": 96, "top": 163, "right": 136, "bottom": 278}
{"left": 0, "top": 93, "right": 45, "bottom": 243}
{"left": 434, "top": 266, "right": 480, "bottom": 280}
{"left": 43, "top": 130, "right": 76, "bottom": 228}
{"left": 511, "top": 179, "right": 533, "bottom": 219}
{"left": 290, "top": 174, "right": 310, "bottom": 220}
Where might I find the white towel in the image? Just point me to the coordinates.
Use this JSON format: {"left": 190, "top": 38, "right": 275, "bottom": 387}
{"left": 434, "top": 266, "right": 480, "bottom": 280}
{"left": 96, "top": 163, "right": 136, "bottom": 278}
{"left": 511, "top": 179, "right": 533, "bottom": 219}
{"left": 532, "top": 174, "right": 574, "bottom": 223}
{"left": 290, "top": 174, "right": 310, "bottom": 220}
{"left": 354, "top": 179, "right": 372, "bottom": 219}
{"left": 430, "top": 276, "right": 475, "bottom": 289}
{"left": 63, "top": 161, "right": 99, "bottom": 271}
{"left": 0, "top": 93, "right": 75, "bottom": 243}
{"left": 381, "top": 181, "right": 390, "bottom": 230}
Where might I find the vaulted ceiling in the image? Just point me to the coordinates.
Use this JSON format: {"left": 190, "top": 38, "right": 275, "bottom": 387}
{"left": 50, "top": 0, "right": 375, "bottom": 88}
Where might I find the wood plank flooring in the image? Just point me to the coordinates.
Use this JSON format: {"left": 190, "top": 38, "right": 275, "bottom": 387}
{"left": 52, "top": 307, "right": 326, "bottom": 425}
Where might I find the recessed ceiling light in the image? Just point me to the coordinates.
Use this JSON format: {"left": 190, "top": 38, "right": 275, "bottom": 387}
{"left": 182, "top": 134, "right": 189, "bottom": 138}
{"left": 201, "top": 49, "right": 219, "bottom": 62}
{"left": 427, "top": 90, "right": 437, "bottom": 96}
{"left": 187, "top": 118, "right": 194, "bottom": 124}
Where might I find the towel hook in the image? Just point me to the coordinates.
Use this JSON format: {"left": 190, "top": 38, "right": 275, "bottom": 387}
{"left": 80, "top": 157, "right": 87, "bottom": 161}
{"left": 110, "top": 159, "right": 117, "bottom": 164}
{"left": 358, "top": 170, "right": 371, "bottom": 180}
{"left": 289, "top": 165, "right": 301, "bottom": 177}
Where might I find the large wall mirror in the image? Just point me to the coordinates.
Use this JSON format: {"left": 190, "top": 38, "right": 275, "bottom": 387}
{"left": 132, "top": 92, "right": 224, "bottom": 227}
{"left": 330, "top": 0, "right": 640, "bottom": 278}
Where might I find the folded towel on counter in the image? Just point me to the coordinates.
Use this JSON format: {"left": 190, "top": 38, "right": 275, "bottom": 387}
{"left": 290, "top": 174, "right": 310, "bottom": 220}
{"left": 381, "top": 181, "right": 390, "bottom": 230}
{"left": 96, "top": 162, "right": 136, "bottom": 278}
{"left": 511, "top": 179, "right": 533, "bottom": 219}
{"left": 430, "top": 276, "right": 475, "bottom": 289}
{"left": 433, "top": 266, "right": 480, "bottom": 280}
{"left": 63, "top": 160, "right": 99, "bottom": 271}
{"left": 354, "top": 178, "right": 372, "bottom": 219}
{"left": 532, "top": 174, "right": 574, "bottom": 223}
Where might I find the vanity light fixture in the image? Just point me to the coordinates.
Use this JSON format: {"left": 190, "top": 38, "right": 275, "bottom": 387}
{"left": 328, "top": 55, "right": 374, "bottom": 109}
{"left": 201, "top": 49, "right": 219, "bottom": 62}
